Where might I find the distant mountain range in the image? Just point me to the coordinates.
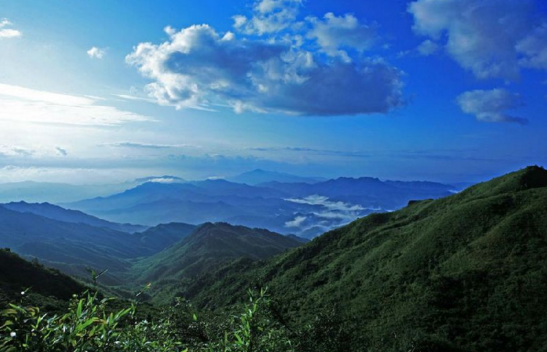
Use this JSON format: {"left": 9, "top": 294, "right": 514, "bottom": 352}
{"left": 1, "top": 201, "right": 147, "bottom": 233}
{"left": 227, "top": 169, "right": 324, "bottom": 185}
{"left": 181, "top": 166, "right": 547, "bottom": 351}
{"left": 0, "top": 205, "right": 153, "bottom": 285}
{"left": 0, "top": 176, "right": 186, "bottom": 204}
{"left": 64, "top": 174, "right": 458, "bottom": 238}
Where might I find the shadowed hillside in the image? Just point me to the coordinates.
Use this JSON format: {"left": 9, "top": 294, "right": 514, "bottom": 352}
{"left": 0, "top": 249, "right": 85, "bottom": 310}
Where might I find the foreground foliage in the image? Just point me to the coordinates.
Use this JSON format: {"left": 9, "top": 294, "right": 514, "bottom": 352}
{"left": 0, "top": 288, "right": 358, "bottom": 352}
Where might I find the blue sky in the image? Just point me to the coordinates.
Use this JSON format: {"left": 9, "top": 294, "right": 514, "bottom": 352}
{"left": 0, "top": 0, "right": 546, "bottom": 184}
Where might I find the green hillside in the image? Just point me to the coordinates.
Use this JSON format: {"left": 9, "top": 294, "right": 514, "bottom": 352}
{"left": 133, "top": 222, "right": 196, "bottom": 253}
{"left": 131, "top": 222, "right": 303, "bottom": 301}
{"left": 0, "top": 249, "right": 85, "bottom": 311}
{"left": 181, "top": 166, "right": 547, "bottom": 352}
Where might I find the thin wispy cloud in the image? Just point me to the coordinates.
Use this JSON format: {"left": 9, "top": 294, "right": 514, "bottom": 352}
{"left": 250, "top": 146, "right": 372, "bottom": 158}
{"left": 108, "top": 142, "right": 196, "bottom": 150}
{"left": 114, "top": 94, "right": 157, "bottom": 103}
{"left": 0, "top": 83, "right": 152, "bottom": 126}
{"left": 0, "top": 145, "right": 34, "bottom": 158}
{"left": 285, "top": 215, "right": 307, "bottom": 228}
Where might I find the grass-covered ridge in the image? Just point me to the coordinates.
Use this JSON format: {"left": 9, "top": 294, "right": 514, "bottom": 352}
{"left": 130, "top": 222, "right": 303, "bottom": 302}
{"left": 180, "top": 166, "right": 547, "bottom": 352}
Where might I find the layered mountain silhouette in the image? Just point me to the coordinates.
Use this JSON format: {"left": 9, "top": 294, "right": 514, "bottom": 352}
{"left": 65, "top": 176, "right": 456, "bottom": 238}
{"left": 2, "top": 201, "right": 146, "bottom": 233}
{"left": 0, "top": 203, "right": 301, "bottom": 290}
{"left": 227, "top": 169, "right": 324, "bottom": 185}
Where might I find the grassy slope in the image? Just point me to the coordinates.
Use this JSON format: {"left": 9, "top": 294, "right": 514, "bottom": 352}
{"left": 133, "top": 222, "right": 196, "bottom": 253}
{"left": 182, "top": 166, "right": 547, "bottom": 352}
{"left": 131, "top": 223, "right": 303, "bottom": 302}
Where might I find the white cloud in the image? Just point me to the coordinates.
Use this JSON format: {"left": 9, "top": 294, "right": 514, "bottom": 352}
{"left": 109, "top": 142, "right": 194, "bottom": 149}
{"left": 286, "top": 195, "right": 365, "bottom": 212}
{"left": 307, "top": 13, "right": 376, "bottom": 61}
{"left": 115, "top": 94, "right": 156, "bottom": 103}
{"left": 457, "top": 89, "right": 527, "bottom": 125}
{"left": 516, "top": 23, "right": 547, "bottom": 70}
{"left": 0, "top": 18, "right": 22, "bottom": 39}
{"left": 408, "top": 0, "right": 547, "bottom": 80}
{"left": 87, "top": 46, "right": 106, "bottom": 59}
{"left": 146, "top": 177, "right": 183, "bottom": 184}
{"left": 233, "top": 0, "right": 302, "bottom": 35}
{"left": 127, "top": 24, "right": 404, "bottom": 116}
{"left": 416, "top": 39, "right": 438, "bottom": 56}
{"left": 0, "top": 145, "right": 74, "bottom": 159}
{"left": 0, "top": 83, "right": 152, "bottom": 126}
{"left": 286, "top": 195, "right": 369, "bottom": 224}
{"left": 285, "top": 215, "right": 307, "bottom": 228}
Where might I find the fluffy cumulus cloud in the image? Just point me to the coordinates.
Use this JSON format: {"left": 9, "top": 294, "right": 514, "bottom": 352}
{"left": 0, "top": 18, "right": 22, "bottom": 39}
{"left": 233, "top": 0, "right": 302, "bottom": 35}
{"left": 457, "top": 89, "right": 527, "bottom": 125}
{"left": 416, "top": 39, "right": 439, "bottom": 56}
{"left": 87, "top": 47, "right": 106, "bottom": 59}
{"left": 408, "top": 0, "right": 547, "bottom": 80}
{"left": 307, "top": 13, "right": 377, "bottom": 61}
{"left": 516, "top": 23, "right": 547, "bottom": 70}
{"left": 127, "top": 0, "right": 405, "bottom": 116}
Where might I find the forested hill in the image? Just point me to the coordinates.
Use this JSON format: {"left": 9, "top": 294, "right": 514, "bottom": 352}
{"left": 0, "top": 249, "right": 85, "bottom": 310}
{"left": 182, "top": 166, "right": 547, "bottom": 352}
{"left": 131, "top": 222, "right": 303, "bottom": 301}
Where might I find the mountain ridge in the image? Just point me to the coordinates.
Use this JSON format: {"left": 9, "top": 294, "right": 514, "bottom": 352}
{"left": 1, "top": 201, "right": 146, "bottom": 233}
{"left": 180, "top": 166, "right": 547, "bottom": 352}
{"left": 130, "top": 222, "right": 304, "bottom": 301}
